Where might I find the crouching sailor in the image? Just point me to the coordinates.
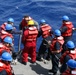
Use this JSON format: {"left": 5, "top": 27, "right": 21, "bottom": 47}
{"left": 0, "top": 52, "right": 15, "bottom": 75}
{"left": 61, "top": 59, "right": 76, "bottom": 75}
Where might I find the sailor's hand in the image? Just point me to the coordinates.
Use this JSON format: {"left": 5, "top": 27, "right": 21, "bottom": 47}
{"left": 51, "top": 51, "right": 54, "bottom": 54}
{"left": 51, "top": 50, "right": 60, "bottom": 54}
{"left": 13, "top": 27, "right": 16, "bottom": 30}
{"left": 11, "top": 43, "right": 14, "bottom": 47}
{"left": 48, "top": 41, "right": 51, "bottom": 45}
{"left": 72, "top": 28, "right": 76, "bottom": 30}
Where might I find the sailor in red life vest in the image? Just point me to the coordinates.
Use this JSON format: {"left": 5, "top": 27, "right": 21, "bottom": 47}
{"left": 19, "top": 15, "right": 29, "bottom": 30}
{"left": 0, "top": 37, "right": 13, "bottom": 56}
{"left": 0, "top": 24, "right": 13, "bottom": 42}
{"left": 49, "top": 29, "right": 64, "bottom": 75}
{"left": 61, "top": 59, "right": 76, "bottom": 75}
{"left": 22, "top": 20, "right": 38, "bottom": 65}
{"left": 60, "top": 41, "right": 76, "bottom": 73}
{"left": 0, "top": 52, "right": 15, "bottom": 75}
{"left": 37, "top": 19, "right": 53, "bottom": 61}
{"left": 19, "top": 15, "right": 39, "bottom": 31}
{"left": 0, "top": 18, "right": 15, "bottom": 31}
{"left": 60, "top": 15, "right": 76, "bottom": 53}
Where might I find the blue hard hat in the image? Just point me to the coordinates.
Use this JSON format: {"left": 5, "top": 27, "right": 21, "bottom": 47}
{"left": 8, "top": 18, "right": 14, "bottom": 23}
{"left": 4, "top": 37, "right": 12, "bottom": 44}
{"left": 1, "top": 52, "right": 12, "bottom": 61}
{"left": 62, "top": 15, "right": 69, "bottom": 21}
{"left": 5, "top": 24, "right": 13, "bottom": 30}
{"left": 40, "top": 19, "right": 46, "bottom": 24}
{"left": 66, "top": 59, "right": 76, "bottom": 68}
{"left": 54, "top": 29, "right": 61, "bottom": 36}
{"left": 66, "top": 41, "right": 75, "bottom": 49}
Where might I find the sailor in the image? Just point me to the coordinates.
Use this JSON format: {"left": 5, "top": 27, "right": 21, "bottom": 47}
{"left": 37, "top": 19, "right": 53, "bottom": 61}
{"left": 60, "top": 15, "right": 76, "bottom": 53}
{"left": 60, "top": 41, "right": 76, "bottom": 73}
{"left": 49, "top": 29, "right": 64, "bottom": 75}
{"left": 0, "top": 52, "right": 15, "bottom": 75}
{"left": 0, "top": 24, "right": 13, "bottom": 42}
{"left": 19, "top": 15, "right": 29, "bottom": 30}
{"left": 0, "top": 18, "right": 15, "bottom": 31}
{"left": 0, "top": 36, "right": 13, "bottom": 56}
{"left": 19, "top": 15, "right": 39, "bottom": 31}
{"left": 21, "top": 20, "right": 38, "bottom": 65}
{"left": 61, "top": 59, "right": 76, "bottom": 75}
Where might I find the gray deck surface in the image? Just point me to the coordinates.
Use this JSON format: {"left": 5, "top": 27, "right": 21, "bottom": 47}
{"left": 12, "top": 58, "right": 60, "bottom": 75}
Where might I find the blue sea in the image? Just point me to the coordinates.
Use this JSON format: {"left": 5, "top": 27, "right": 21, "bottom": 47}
{"left": 0, "top": 0, "right": 76, "bottom": 52}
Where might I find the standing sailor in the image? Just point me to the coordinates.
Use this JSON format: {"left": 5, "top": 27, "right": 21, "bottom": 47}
{"left": 37, "top": 19, "right": 52, "bottom": 61}
{"left": 49, "top": 29, "right": 64, "bottom": 75}
{"left": 60, "top": 15, "right": 76, "bottom": 53}
{"left": 22, "top": 20, "right": 38, "bottom": 65}
{"left": 19, "top": 15, "right": 39, "bottom": 31}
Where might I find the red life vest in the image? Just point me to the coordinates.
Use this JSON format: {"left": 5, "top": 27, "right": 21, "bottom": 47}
{"left": 25, "top": 27, "right": 38, "bottom": 41}
{"left": 50, "top": 36, "right": 64, "bottom": 52}
{"left": 20, "top": 19, "right": 28, "bottom": 29}
{"left": 62, "top": 69, "right": 76, "bottom": 75}
{"left": 0, "top": 61, "right": 12, "bottom": 75}
{"left": 0, "top": 22, "right": 7, "bottom": 30}
{"left": 60, "top": 49, "right": 76, "bottom": 64}
{"left": 0, "top": 43, "right": 11, "bottom": 55}
{"left": 40, "top": 24, "right": 52, "bottom": 38}
{"left": 0, "top": 30, "right": 13, "bottom": 41}
{"left": 61, "top": 22, "right": 73, "bottom": 36}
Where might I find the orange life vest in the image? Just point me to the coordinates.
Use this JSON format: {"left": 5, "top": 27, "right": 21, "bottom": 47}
{"left": 50, "top": 36, "right": 64, "bottom": 52}
{"left": 0, "top": 43, "right": 11, "bottom": 55}
{"left": 61, "top": 22, "right": 73, "bottom": 36}
{"left": 0, "top": 22, "right": 7, "bottom": 30}
{"left": 0, "top": 30, "right": 13, "bottom": 41}
{"left": 26, "top": 27, "right": 38, "bottom": 41}
{"left": 40, "top": 24, "right": 52, "bottom": 38}
{"left": 60, "top": 49, "right": 76, "bottom": 64}
{"left": 62, "top": 69, "right": 76, "bottom": 75}
{"left": 0, "top": 61, "right": 12, "bottom": 75}
{"left": 21, "top": 19, "right": 28, "bottom": 29}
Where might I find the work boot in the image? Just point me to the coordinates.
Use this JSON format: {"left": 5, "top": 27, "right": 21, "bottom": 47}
{"left": 46, "top": 57, "right": 50, "bottom": 61}
{"left": 11, "top": 59, "right": 18, "bottom": 65}
{"left": 36, "top": 57, "right": 43, "bottom": 61}
{"left": 49, "top": 69, "right": 57, "bottom": 75}
{"left": 22, "top": 62, "right": 27, "bottom": 65}
{"left": 31, "top": 61, "right": 36, "bottom": 65}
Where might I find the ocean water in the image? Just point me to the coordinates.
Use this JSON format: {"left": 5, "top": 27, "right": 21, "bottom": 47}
{"left": 0, "top": 0, "right": 76, "bottom": 52}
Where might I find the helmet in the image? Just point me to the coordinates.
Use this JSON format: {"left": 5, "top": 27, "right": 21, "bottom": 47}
{"left": 4, "top": 37, "right": 12, "bottom": 44}
{"left": 66, "top": 59, "right": 76, "bottom": 68}
{"left": 28, "top": 20, "right": 34, "bottom": 25}
{"left": 1, "top": 52, "right": 12, "bottom": 61}
{"left": 40, "top": 19, "right": 46, "bottom": 24}
{"left": 5, "top": 24, "right": 13, "bottom": 30}
{"left": 66, "top": 41, "right": 75, "bottom": 49}
{"left": 54, "top": 29, "right": 61, "bottom": 36}
{"left": 8, "top": 18, "right": 14, "bottom": 23}
{"left": 62, "top": 15, "right": 69, "bottom": 21}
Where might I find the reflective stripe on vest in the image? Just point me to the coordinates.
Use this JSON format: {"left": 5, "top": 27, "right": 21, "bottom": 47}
{"left": 26, "top": 27, "right": 38, "bottom": 41}
{"left": 61, "top": 22, "right": 73, "bottom": 36}
{"left": 50, "top": 36, "right": 64, "bottom": 52}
